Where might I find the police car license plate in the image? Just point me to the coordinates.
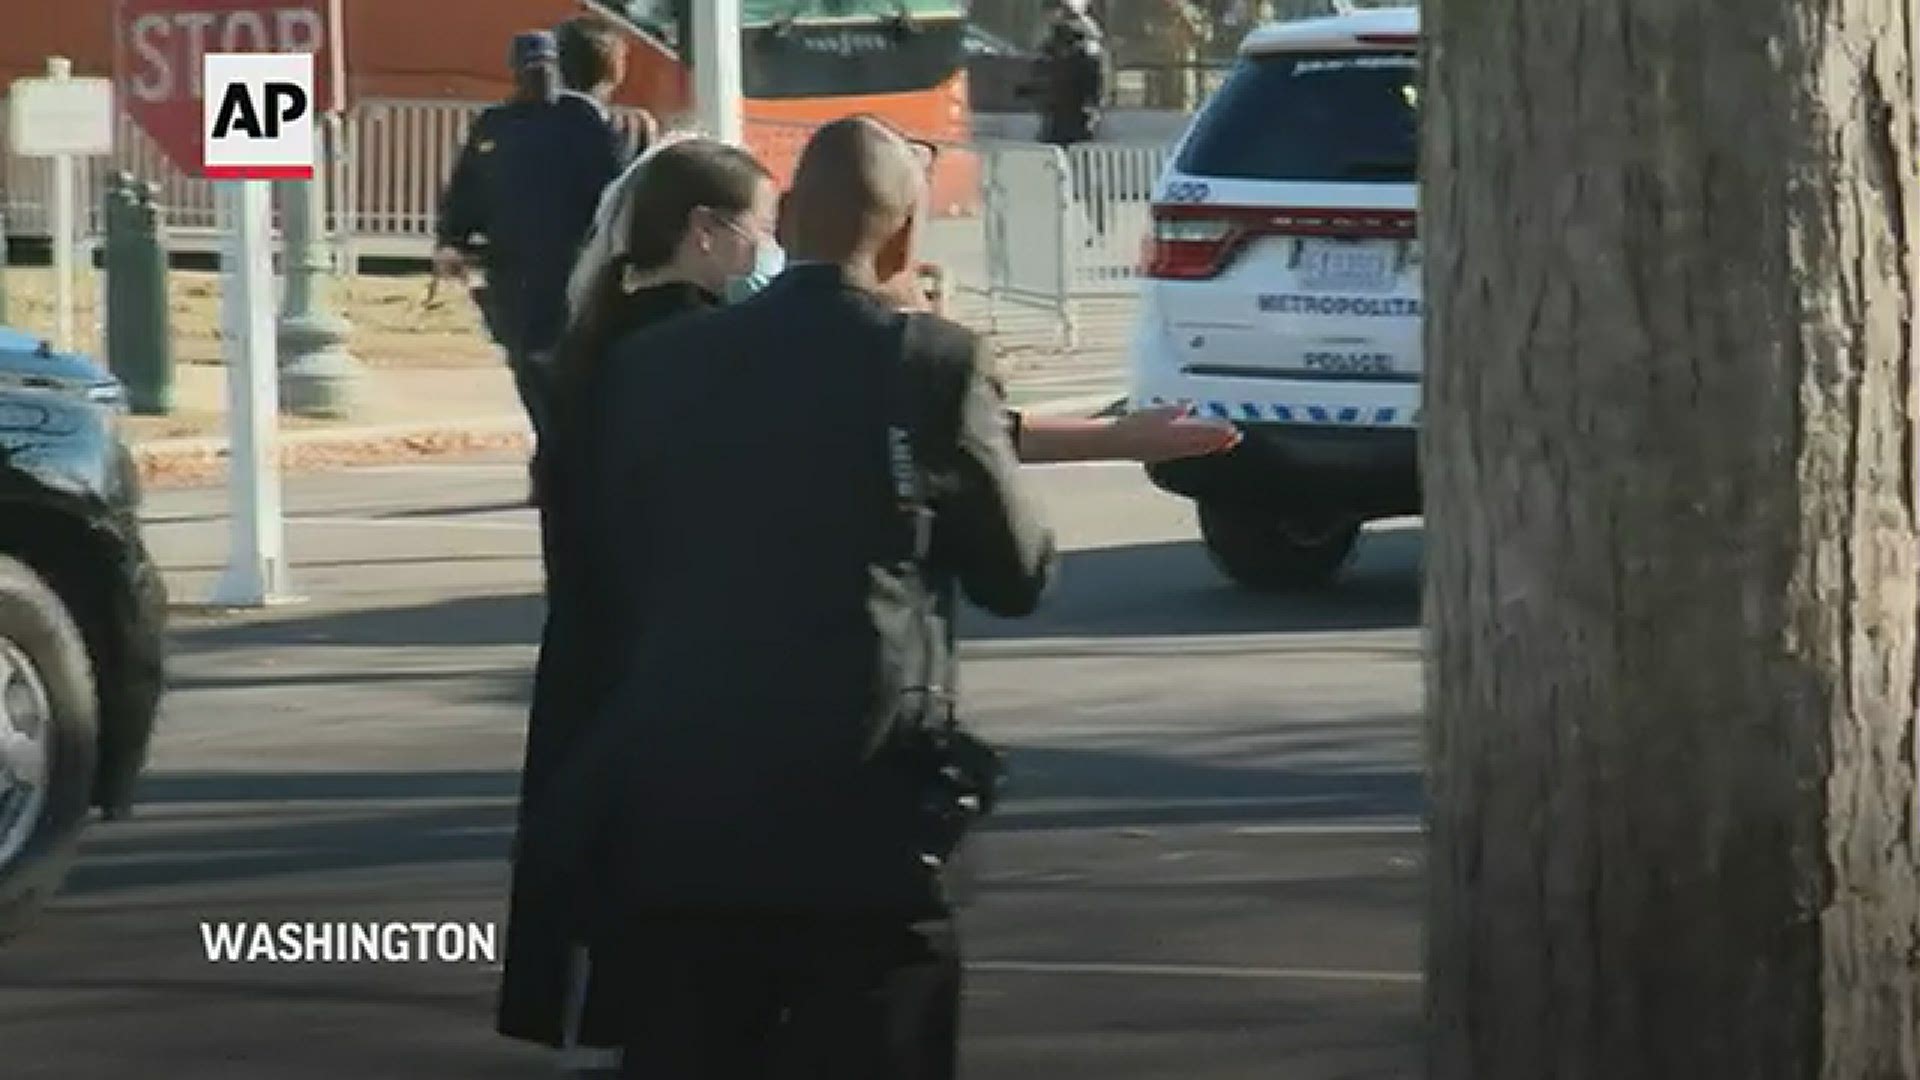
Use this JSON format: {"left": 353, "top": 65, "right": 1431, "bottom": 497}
{"left": 1296, "top": 240, "right": 1394, "bottom": 293}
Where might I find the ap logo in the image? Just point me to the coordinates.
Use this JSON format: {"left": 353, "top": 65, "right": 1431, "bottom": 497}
{"left": 202, "top": 52, "right": 314, "bottom": 180}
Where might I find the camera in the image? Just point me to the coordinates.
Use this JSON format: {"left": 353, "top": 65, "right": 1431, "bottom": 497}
{"left": 897, "top": 723, "right": 1007, "bottom": 870}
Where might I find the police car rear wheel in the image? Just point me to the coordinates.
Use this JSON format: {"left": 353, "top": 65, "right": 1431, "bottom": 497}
{"left": 1197, "top": 504, "right": 1360, "bottom": 592}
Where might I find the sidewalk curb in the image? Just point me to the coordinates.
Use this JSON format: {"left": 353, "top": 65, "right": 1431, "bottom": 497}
{"left": 1022, "top": 392, "right": 1126, "bottom": 418}
{"left": 133, "top": 416, "right": 532, "bottom": 490}
{"left": 131, "top": 393, "right": 1122, "bottom": 490}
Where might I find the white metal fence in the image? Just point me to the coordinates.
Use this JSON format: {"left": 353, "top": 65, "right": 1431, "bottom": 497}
{"left": 977, "top": 141, "right": 1168, "bottom": 347}
{"left": 2, "top": 96, "right": 1168, "bottom": 349}
{"left": 0, "top": 97, "right": 652, "bottom": 260}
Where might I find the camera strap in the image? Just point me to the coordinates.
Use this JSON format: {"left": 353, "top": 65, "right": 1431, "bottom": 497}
{"left": 888, "top": 313, "right": 959, "bottom": 732}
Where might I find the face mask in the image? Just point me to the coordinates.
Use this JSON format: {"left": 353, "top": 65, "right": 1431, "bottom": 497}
{"left": 723, "top": 237, "right": 787, "bottom": 304}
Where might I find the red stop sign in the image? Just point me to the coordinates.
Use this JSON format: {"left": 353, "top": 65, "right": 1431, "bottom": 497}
{"left": 115, "top": 0, "right": 345, "bottom": 176}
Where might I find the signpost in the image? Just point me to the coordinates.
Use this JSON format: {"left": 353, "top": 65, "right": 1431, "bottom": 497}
{"left": 7, "top": 59, "right": 114, "bottom": 352}
{"left": 114, "top": 0, "right": 343, "bottom": 608}
{"left": 692, "top": 0, "right": 744, "bottom": 145}
{"left": 211, "top": 178, "right": 289, "bottom": 606}
{"left": 201, "top": 49, "right": 318, "bottom": 606}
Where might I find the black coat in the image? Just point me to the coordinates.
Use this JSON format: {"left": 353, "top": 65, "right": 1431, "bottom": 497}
{"left": 496, "top": 282, "right": 720, "bottom": 1052}
{"left": 1035, "top": 18, "right": 1105, "bottom": 145}
{"left": 495, "top": 266, "right": 1055, "bottom": 1050}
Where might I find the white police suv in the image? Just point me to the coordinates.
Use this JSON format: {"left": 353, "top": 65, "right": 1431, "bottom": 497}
{"left": 1128, "top": 6, "right": 1419, "bottom": 590}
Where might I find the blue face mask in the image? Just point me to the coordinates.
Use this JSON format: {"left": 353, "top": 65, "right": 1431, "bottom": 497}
{"left": 723, "top": 238, "right": 787, "bottom": 304}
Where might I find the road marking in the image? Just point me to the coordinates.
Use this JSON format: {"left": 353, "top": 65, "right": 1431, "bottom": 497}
{"left": 971, "top": 959, "right": 1421, "bottom": 986}
{"left": 1230, "top": 822, "right": 1425, "bottom": 837}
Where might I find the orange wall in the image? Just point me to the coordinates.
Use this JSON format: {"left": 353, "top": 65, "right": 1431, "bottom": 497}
{"left": 0, "top": 3, "right": 113, "bottom": 84}
{"left": 0, "top": 1, "right": 677, "bottom": 105}
{"left": 1, "top": 2, "right": 967, "bottom": 133}
{"left": 3, "top": 1, "right": 970, "bottom": 206}
{"left": 335, "top": 0, "right": 685, "bottom": 109}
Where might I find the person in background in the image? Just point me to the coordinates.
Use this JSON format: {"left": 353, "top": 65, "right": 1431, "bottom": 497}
{"left": 1030, "top": 0, "right": 1111, "bottom": 238}
{"left": 555, "top": 16, "right": 627, "bottom": 106}
{"left": 1033, "top": 0, "right": 1106, "bottom": 147}
{"left": 556, "top": 14, "right": 661, "bottom": 151}
{"left": 433, "top": 30, "right": 627, "bottom": 491}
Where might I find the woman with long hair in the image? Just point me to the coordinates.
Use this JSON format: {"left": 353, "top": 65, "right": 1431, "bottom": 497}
{"left": 497, "top": 136, "right": 783, "bottom": 1073}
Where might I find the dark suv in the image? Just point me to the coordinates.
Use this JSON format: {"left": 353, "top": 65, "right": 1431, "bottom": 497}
{"left": 0, "top": 325, "right": 166, "bottom": 939}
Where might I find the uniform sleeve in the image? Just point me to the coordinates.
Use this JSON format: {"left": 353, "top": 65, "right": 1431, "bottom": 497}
{"left": 937, "top": 338, "right": 1056, "bottom": 617}
{"left": 437, "top": 111, "right": 493, "bottom": 249}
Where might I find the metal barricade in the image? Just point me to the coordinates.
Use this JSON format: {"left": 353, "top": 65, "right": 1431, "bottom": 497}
{"left": 982, "top": 143, "right": 1073, "bottom": 345}
{"left": 1062, "top": 142, "right": 1167, "bottom": 296}
{"left": 976, "top": 141, "right": 1168, "bottom": 348}
{"left": 0, "top": 96, "right": 658, "bottom": 268}
{"left": 345, "top": 99, "right": 478, "bottom": 255}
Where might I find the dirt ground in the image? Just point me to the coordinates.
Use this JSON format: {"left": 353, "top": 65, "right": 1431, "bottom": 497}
{"left": 4, "top": 265, "right": 495, "bottom": 367}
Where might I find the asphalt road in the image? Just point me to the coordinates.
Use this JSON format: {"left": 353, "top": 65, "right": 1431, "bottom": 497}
{"left": 0, "top": 456, "right": 1425, "bottom": 1079}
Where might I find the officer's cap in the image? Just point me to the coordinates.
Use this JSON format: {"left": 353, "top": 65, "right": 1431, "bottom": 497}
{"left": 510, "top": 31, "right": 560, "bottom": 70}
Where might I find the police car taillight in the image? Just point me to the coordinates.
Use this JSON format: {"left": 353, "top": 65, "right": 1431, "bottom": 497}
{"left": 1144, "top": 205, "right": 1418, "bottom": 280}
{"left": 1142, "top": 216, "right": 1239, "bottom": 280}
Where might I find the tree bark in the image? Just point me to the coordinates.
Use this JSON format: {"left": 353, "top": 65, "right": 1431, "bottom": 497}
{"left": 1423, "top": 1, "right": 1920, "bottom": 1077}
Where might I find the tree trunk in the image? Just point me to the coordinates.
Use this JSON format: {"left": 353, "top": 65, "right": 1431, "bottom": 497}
{"left": 1423, "top": 1, "right": 1920, "bottom": 1077}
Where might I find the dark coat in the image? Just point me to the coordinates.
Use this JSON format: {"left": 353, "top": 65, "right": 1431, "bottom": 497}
{"left": 495, "top": 266, "right": 1055, "bottom": 1050}
{"left": 1035, "top": 16, "right": 1105, "bottom": 145}
{"left": 497, "top": 282, "right": 720, "bottom": 1051}
{"left": 436, "top": 92, "right": 627, "bottom": 356}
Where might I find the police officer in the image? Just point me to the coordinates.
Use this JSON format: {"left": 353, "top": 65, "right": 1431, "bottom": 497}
{"left": 1031, "top": 0, "right": 1110, "bottom": 237}
{"left": 1032, "top": 0, "right": 1106, "bottom": 147}
{"left": 434, "top": 31, "right": 627, "bottom": 460}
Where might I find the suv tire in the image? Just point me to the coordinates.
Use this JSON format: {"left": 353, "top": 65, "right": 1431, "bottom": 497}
{"left": 0, "top": 555, "right": 98, "bottom": 942}
{"left": 1197, "top": 503, "right": 1361, "bottom": 592}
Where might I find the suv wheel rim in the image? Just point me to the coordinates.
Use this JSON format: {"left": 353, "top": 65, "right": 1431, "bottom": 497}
{"left": 0, "top": 637, "right": 52, "bottom": 871}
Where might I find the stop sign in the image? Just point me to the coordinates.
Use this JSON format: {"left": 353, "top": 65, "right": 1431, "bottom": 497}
{"left": 115, "top": 0, "right": 345, "bottom": 176}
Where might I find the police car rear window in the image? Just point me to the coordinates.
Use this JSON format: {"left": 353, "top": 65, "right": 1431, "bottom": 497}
{"left": 1176, "top": 51, "right": 1418, "bottom": 183}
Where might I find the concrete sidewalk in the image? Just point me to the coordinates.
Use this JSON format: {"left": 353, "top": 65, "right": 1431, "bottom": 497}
{"left": 128, "top": 363, "right": 534, "bottom": 489}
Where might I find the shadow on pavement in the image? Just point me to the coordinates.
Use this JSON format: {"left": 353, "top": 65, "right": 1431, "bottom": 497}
{"left": 165, "top": 528, "right": 1421, "bottom": 654}
{"left": 966, "top": 528, "right": 1421, "bottom": 641}
{"left": 61, "top": 714, "right": 1416, "bottom": 896}
{"left": 133, "top": 769, "right": 520, "bottom": 805}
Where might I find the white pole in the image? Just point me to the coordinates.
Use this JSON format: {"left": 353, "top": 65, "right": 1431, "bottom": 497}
{"left": 51, "top": 152, "right": 73, "bottom": 351}
{"left": 46, "top": 58, "right": 75, "bottom": 352}
{"left": 208, "top": 179, "right": 293, "bottom": 608}
{"left": 692, "top": 0, "right": 744, "bottom": 144}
